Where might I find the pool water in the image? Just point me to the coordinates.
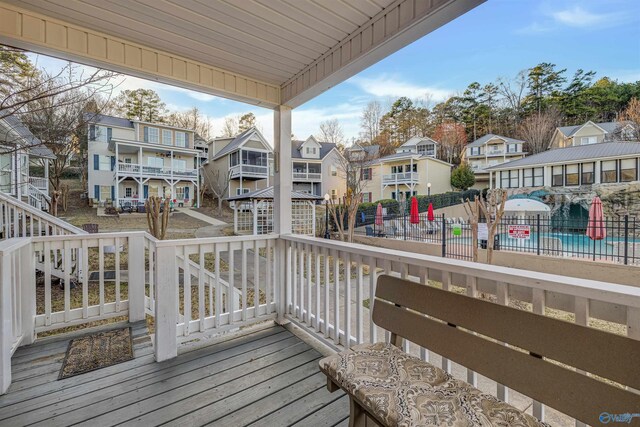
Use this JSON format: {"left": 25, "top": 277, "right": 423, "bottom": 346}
{"left": 497, "top": 232, "right": 640, "bottom": 256}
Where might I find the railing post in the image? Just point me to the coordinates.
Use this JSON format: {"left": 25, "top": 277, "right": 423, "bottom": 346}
{"left": 0, "top": 249, "right": 12, "bottom": 394}
{"left": 275, "top": 238, "right": 288, "bottom": 325}
{"left": 441, "top": 214, "right": 446, "bottom": 258}
{"left": 19, "top": 243, "right": 35, "bottom": 346}
{"left": 155, "top": 244, "right": 177, "bottom": 362}
{"left": 128, "top": 234, "right": 146, "bottom": 322}
{"left": 536, "top": 214, "right": 541, "bottom": 256}
{"left": 623, "top": 215, "right": 629, "bottom": 265}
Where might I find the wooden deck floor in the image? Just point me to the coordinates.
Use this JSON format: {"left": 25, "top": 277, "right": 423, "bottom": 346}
{"left": 0, "top": 322, "right": 349, "bottom": 426}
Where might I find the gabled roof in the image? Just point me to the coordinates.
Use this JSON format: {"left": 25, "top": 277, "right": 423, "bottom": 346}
{"left": 373, "top": 151, "right": 453, "bottom": 167}
{"left": 400, "top": 136, "right": 439, "bottom": 147}
{"left": 486, "top": 141, "right": 640, "bottom": 171}
{"left": 227, "top": 186, "right": 322, "bottom": 201}
{"left": 556, "top": 121, "right": 622, "bottom": 137}
{"left": 347, "top": 143, "right": 380, "bottom": 156}
{"left": 212, "top": 127, "right": 271, "bottom": 160}
{"left": 83, "top": 113, "right": 134, "bottom": 128}
{"left": 0, "top": 114, "right": 55, "bottom": 159}
{"left": 291, "top": 138, "right": 338, "bottom": 160}
{"left": 466, "top": 134, "right": 524, "bottom": 148}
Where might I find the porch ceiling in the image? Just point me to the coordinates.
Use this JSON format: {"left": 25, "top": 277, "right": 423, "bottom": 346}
{"left": 0, "top": 0, "right": 484, "bottom": 108}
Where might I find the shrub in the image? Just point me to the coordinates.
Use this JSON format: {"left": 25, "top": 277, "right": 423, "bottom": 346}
{"left": 451, "top": 163, "right": 476, "bottom": 190}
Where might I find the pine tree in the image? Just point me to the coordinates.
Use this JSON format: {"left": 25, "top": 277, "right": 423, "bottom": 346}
{"left": 114, "top": 89, "right": 167, "bottom": 122}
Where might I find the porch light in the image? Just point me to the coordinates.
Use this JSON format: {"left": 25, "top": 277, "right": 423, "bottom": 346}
{"left": 427, "top": 182, "right": 432, "bottom": 197}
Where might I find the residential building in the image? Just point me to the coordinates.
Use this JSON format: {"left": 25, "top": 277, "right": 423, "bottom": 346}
{"left": 487, "top": 142, "right": 640, "bottom": 189}
{"left": 395, "top": 136, "right": 438, "bottom": 157}
{"left": 549, "top": 121, "right": 636, "bottom": 149}
{"left": 86, "top": 114, "right": 200, "bottom": 207}
{"left": 204, "top": 130, "right": 346, "bottom": 201}
{"left": 360, "top": 151, "right": 453, "bottom": 202}
{"left": 345, "top": 143, "right": 380, "bottom": 161}
{"left": 0, "top": 113, "right": 54, "bottom": 210}
{"left": 204, "top": 128, "right": 273, "bottom": 198}
{"left": 291, "top": 136, "right": 345, "bottom": 199}
{"left": 463, "top": 134, "right": 526, "bottom": 188}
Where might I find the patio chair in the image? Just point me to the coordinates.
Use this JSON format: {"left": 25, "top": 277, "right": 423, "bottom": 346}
{"left": 81, "top": 223, "right": 99, "bottom": 234}
{"left": 365, "top": 226, "right": 374, "bottom": 237}
{"left": 120, "top": 201, "right": 133, "bottom": 214}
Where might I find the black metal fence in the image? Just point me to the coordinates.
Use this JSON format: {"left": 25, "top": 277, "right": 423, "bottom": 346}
{"left": 353, "top": 212, "right": 640, "bottom": 265}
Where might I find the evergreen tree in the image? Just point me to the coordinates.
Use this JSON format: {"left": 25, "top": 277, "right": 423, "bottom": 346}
{"left": 451, "top": 163, "right": 475, "bottom": 191}
{"left": 114, "top": 89, "right": 167, "bottom": 122}
{"left": 524, "top": 63, "right": 566, "bottom": 115}
{"left": 238, "top": 112, "right": 256, "bottom": 132}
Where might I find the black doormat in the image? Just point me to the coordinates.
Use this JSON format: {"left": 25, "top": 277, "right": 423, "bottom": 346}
{"left": 59, "top": 327, "right": 133, "bottom": 379}
{"left": 88, "top": 271, "right": 116, "bottom": 281}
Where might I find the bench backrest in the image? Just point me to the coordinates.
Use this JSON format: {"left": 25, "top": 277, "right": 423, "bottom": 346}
{"left": 372, "top": 274, "right": 640, "bottom": 426}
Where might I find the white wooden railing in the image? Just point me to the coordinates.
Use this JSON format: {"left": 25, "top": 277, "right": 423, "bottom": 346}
{"left": 28, "top": 176, "right": 48, "bottom": 192}
{"left": 292, "top": 171, "right": 322, "bottom": 181}
{"left": 382, "top": 172, "right": 419, "bottom": 184}
{"left": 229, "top": 164, "right": 269, "bottom": 178}
{"left": 0, "top": 238, "right": 35, "bottom": 393}
{"left": 0, "top": 191, "right": 85, "bottom": 239}
{"left": 153, "top": 234, "right": 278, "bottom": 361}
{"left": 117, "top": 163, "right": 198, "bottom": 178}
{"left": 280, "top": 234, "right": 640, "bottom": 426}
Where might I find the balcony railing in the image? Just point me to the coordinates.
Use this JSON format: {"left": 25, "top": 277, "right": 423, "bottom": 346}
{"left": 28, "top": 176, "right": 48, "bottom": 191}
{"left": 230, "top": 164, "right": 269, "bottom": 179}
{"left": 382, "top": 172, "right": 419, "bottom": 184}
{"left": 1, "top": 223, "right": 639, "bottom": 427}
{"left": 117, "top": 163, "right": 198, "bottom": 178}
{"left": 292, "top": 171, "right": 322, "bottom": 181}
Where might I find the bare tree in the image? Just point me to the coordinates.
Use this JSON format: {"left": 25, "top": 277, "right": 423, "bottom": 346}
{"left": 166, "top": 107, "right": 214, "bottom": 139}
{"left": 319, "top": 119, "right": 345, "bottom": 148}
{"left": 518, "top": 107, "right": 560, "bottom": 154}
{"left": 145, "top": 197, "right": 170, "bottom": 240}
{"left": 222, "top": 116, "right": 239, "bottom": 137}
{"left": 497, "top": 70, "right": 527, "bottom": 131}
{"left": 202, "top": 167, "right": 231, "bottom": 215}
{"left": 617, "top": 97, "right": 640, "bottom": 140}
{"left": 478, "top": 189, "right": 507, "bottom": 264}
{"left": 360, "top": 100, "right": 382, "bottom": 143}
{"left": 327, "top": 150, "right": 368, "bottom": 242}
{"left": 463, "top": 195, "right": 481, "bottom": 262}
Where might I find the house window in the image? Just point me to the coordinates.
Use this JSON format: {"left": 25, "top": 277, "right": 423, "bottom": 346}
{"left": 581, "top": 163, "right": 594, "bottom": 185}
{"left": 0, "top": 153, "right": 11, "bottom": 193}
{"left": 172, "top": 159, "right": 187, "bottom": 171}
{"left": 100, "top": 186, "right": 111, "bottom": 201}
{"left": 362, "top": 193, "right": 372, "bottom": 203}
{"left": 146, "top": 127, "right": 159, "bottom": 143}
{"left": 175, "top": 132, "right": 187, "bottom": 147}
{"left": 523, "top": 169, "right": 533, "bottom": 187}
{"left": 236, "top": 188, "right": 250, "bottom": 195}
{"left": 500, "top": 171, "right": 510, "bottom": 188}
{"left": 509, "top": 170, "right": 519, "bottom": 188}
{"left": 331, "top": 189, "right": 337, "bottom": 199}
{"left": 230, "top": 151, "right": 239, "bottom": 166}
{"left": 331, "top": 166, "right": 337, "bottom": 176}
{"left": 533, "top": 168, "right": 544, "bottom": 186}
{"left": 98, "top": 155, "right": 112, "bottom": 171}
{"left": 405, "top": 164, "right": 417, "bottom": 173}
{"left": 124, "top": 158, "right": 132, "bottom": 164}
{"left": 147, "top": 157, "right": 164, "bottom": 169}
{"left": 162, "top": 130, "right": 172, "bottom": 145}
{"left": 125, "top": 187, "right": 132, "bottom": 198}
{"left": 94, "top": 125, "right": 111, "bottom": 143}
{"left": 620, "top": 159, "right": 637, "bottom": 182}
{"left": 176, "top": 186, "right": 185, "bottom": 200}
{"left": 580, "top": 136, "right": 597, "bottom": 145}
{"left": 471, "top": 147, "right": 479, "bottom": 156}
{"left": 601, "top": 160, "right": 617, "bottom": 183}
{"left": 552, "top": 166, "right": 564, "bottom": 187}
{"left": 361, "top": 168, "right": 372, "bottom": 180}
{"left": 417, "top": 144, "right": 435, "bottom": 156}
{"left": 565, "top": 164, "right": 579, "bottom": 186}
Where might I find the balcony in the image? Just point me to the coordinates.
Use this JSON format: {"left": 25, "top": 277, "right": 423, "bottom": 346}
{"left": 117, "top": 163, "right": 198, "bottom": 179}
{"left": 28, "top": 176, "right": 48, "bottom": 191}
{"left": 382, "top": 172, "right": 419, "bottom": 184}
{"left": 230, "top": 163, "right": 269, "bottom": 180}
{"left": 0, "top": 208, "right": 638, "bottom": 426}
{"left": 292, "top": 171, "right": 322, "bottom": 181}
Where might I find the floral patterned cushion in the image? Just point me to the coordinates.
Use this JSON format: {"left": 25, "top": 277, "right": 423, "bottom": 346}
{"left": 319, "top": 342, "right": 549, "bottom": 427}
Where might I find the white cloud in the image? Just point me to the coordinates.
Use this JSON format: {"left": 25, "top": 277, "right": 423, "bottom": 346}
{"left": 348, "top": 75, "right": 452, "bottom": 102}
{"left": 551, "top": 6, "right": 613, "bottom": 27}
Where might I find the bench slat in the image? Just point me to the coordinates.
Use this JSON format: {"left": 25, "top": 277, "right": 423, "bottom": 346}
{"left": 375, "top": 275, "right": 640, "bottom": 390}
{"left": 373, "top": 299, "right": 639, "bottom": 426}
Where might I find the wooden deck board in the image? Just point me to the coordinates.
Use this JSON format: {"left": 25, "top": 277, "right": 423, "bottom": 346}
{"left": 0, "top": 324, "right": 348, "bottom": 427}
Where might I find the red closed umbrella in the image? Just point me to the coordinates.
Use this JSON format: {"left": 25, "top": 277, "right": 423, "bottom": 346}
{"left": 410, "top": 197, "right": 420, "bottom": 224}
{"left": 586, "top": 196, "right": 606, "bottom": 240}
{"left": 375, "top": 203, "right": 384, "bottom": 226}
{"left": 427, "top": 202, "right": 435, "bottom": 222}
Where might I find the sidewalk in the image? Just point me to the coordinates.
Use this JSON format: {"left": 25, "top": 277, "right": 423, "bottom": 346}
{"left": 175, "top": 207, "right": 227, "bottom": 226}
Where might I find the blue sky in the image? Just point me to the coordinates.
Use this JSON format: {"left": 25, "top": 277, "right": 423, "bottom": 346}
{"left": 30, "top": 0, "right": 640, "bottom": 143}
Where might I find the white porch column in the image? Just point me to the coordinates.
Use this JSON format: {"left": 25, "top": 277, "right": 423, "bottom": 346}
{"left": 44, "top": 159, "right": 49, "bottom": 194}
{"left": 114, "top": 142, "right": 119, "bottom": 203}
{"left": 273, "top": 105, "right": 292, "bottom": 235}
{"left": 489, "top": 171, "right": 493, "bottom": 190}
{"left": 253, "top": 199, "right": 258, "bottom": 235}
{"left": 274, "top": 105, "right": 292, "bottom": 326}
{"left": 595, "top": 160, "right": 602, "bottom": 184}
